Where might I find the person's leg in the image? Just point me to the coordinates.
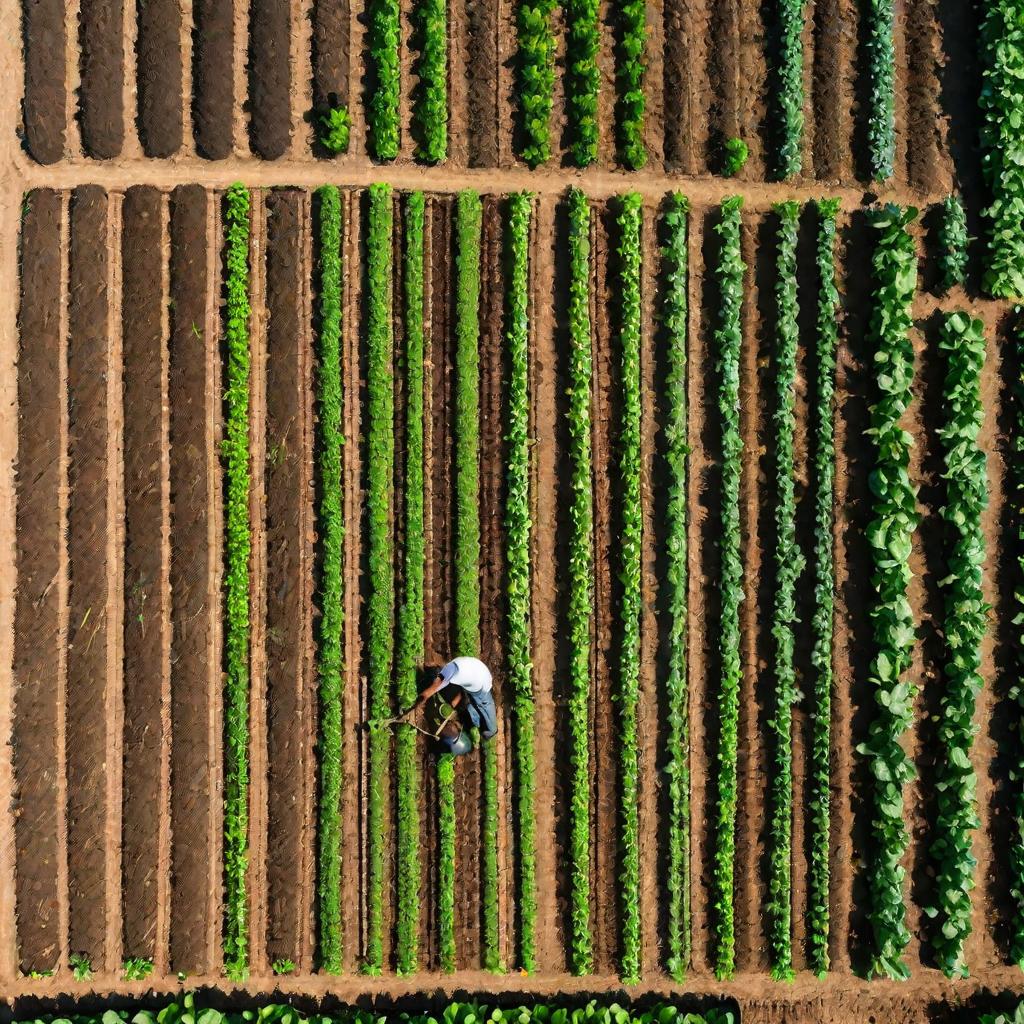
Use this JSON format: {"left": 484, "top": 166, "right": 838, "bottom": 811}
{"left": 470, "top": 689, "right": 498, "bottom": 740}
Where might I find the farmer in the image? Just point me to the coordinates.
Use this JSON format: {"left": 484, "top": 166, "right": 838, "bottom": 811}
{"left": 410, "top": 655, "right": 498, "bottom": 745}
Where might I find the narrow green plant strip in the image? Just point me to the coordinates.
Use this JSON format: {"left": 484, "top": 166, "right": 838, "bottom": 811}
{"left": 396, "top": 191, "right": 426, "bottom": 976}
{"left": 862, "top": 203, "right": 918, "bottom": 981}
{"left": 616, "top": 192, "right": 643, "bottom": 983}
{"left": 980, "top": 0, "right": 1024, "bottom": 298}
{"left": 315, "top": 185, "right": 344, "bottom": 975}
{"left": 711, "top": 196, "right": 744, "bottom": 982}
{"left": 661, "top": 193, "right": 690, "bottom": 983}
{"left": 567, "top": 186, "right": 594, "bottom": 975}
{"left": 865, "top": 0, "right": 895, "bottom": 180}
{"left": 506, "top": 191, "right": 537, "bottom": 971}
{"left": 516, "top": 0, "right": 556, "bottom": 166}
{"left": 773, "top": 0, "right": 804, "bottom": 178}
{"left": 766, "top": 200, "right": 802, "bottom": 982}
{"left": 223, "top": 182, "right": 252, "bottom": 982}
{"left": 413, "top": 0, "right": 448, "bottom": 162}
{"left": 615, "top": 0, "right": 646, "bottom": 169}
{"left": 927, "top": 311, "right": 987, "bottom": 978}
{"left": 807, "top": 197, "right": 840, "bottom": 979}
{"left": 364, "top": 183, "right": 395, "bottom": 976}
{"left": 565, "top": 0, "right": 600, "bottom": 166}
{"left": 369, "top": 0, "right": 400, "bottom": 159}
{"left": 438, "top": 751, "right": 456, "bottom": 972}
{"left": 937, "top": 195, "right": 968, "bottom": 295}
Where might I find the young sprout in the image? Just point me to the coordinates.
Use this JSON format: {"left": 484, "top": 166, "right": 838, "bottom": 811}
{"left": 70, "top": 953, "right": 92, "bottom": 982}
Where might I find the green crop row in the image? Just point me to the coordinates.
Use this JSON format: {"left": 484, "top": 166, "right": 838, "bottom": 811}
{"left": 660, "top": 193, "right": 689, "bottom": 982}
{"left": 438, "top": 749, "right": 456, "bottom": 972}
{"left": 615, "top": 0, "right": 646, "bottom": 169}
{"left": 937, "top": 195, "right": 968, "bottom": 295}
{"left": 369, "top": 0, "right": 400, "bottom": 159}
{"left": 413, "top": 0, "right": 448, "bottom": 162}
{"left": 865, "top": 0, "right": 895, "bottom": 180}
{"left": 807, "top": 197, "right": 841, "bottom": 978}
{"left": 772, "top": 0, "right": 804, "bottom": 178}
{"left": 314, "top": 185, "right": 344, "bottom": 975}
{"left": 766, "top": 200, "right": 803, "bottom": 982}
{"left": 566, "top": 187, "right": 595, "bottom": 974}
{"left": 616, "top": 192, "right": 643, "bottom": 983}
{"left": 516, "top": 0, "right": 556, "bottom": 166}
{"left": 980, "top": 0, "right": 1024, "bottom": 297}
{"left": 364, "top": 183, "right": 395, "bottom": 976}
{"left": 927, "top": 311, "right": 988, "bottom": 978}
{"left": 223, "top": 182, "right": 252, "bottom": 982}
{"left": 565, "top": 0, "right": 600, "bottom": 166}
{"left": 396, "top": 191, "right": 427, "bottom": 976}
{"left": 505, "top": 191, "right": 537, "bottom": 971}
{"left": 711, "top": 196, "right": 744, "bottom": 982}
{"left": 861, "top": 203, "right": 919, "bottom": 981}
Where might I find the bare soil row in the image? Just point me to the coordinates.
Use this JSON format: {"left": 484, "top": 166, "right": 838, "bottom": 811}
{"left": 8, "top": 186, "right": 1022, "bottom": 1012}
{"left": 20, "top": 0, "right": 957, "bottom": 190}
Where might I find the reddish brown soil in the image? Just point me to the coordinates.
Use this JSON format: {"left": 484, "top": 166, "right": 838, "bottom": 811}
{"left": 192, "top": 0, "right": 235, "bottom": 159}
{"left": 21, "top": 0, "right": 65, "bottom": 163}
{"left": 13, "top": 188, "right": 65, "bottom": 974}
{"left": 465, "top": 0, "right": 500, "bottom": 167}
{"left": 811, "top": 0, "right": 855, "bottom": 186}
{"left": 77, "top": 0, "right": 124, "bottom": 158}
{"left": 905, "top": 0, "right": 949, "bottom": 194}
{"left": 120, "top": 184, "right": 170, "bottom": 962}
{"left": 136, "top": 0, "right": 183, "bottom": 158}
{"left": 249, "top": 0, "right": 292, "bottom": 159}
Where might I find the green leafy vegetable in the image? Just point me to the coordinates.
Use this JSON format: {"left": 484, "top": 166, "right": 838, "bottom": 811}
{"left": 369, "top": 0, "right": 400, "bottom": 159}
{"left": 615, "top": 0, "right": 646, "bottom": 169}
{"left": 865, "top": 0, "right": 895, "bottom": 180}
{"left": 515, "top": 0, "right": 556, "bottom": 165}
{"left": 413, "top": 0, "right": 448, "bottom": 162}
{"left": 937, "top": 195, "right": 969, "bottom": 294}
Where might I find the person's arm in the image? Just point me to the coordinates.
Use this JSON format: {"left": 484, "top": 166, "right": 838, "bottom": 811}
{"left": 412, "top": 673, "right": 446, "bottom": 712}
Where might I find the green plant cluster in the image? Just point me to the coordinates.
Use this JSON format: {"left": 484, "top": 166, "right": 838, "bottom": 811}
{"left": 937, "top": 195, "right": 969, "bottom": 295}
{"left": 925, "top": 311, "right": 988, "bottom": 978}
{"left": 983, "top": 1005, "right": 1024, "bottom": 1024}
{"left": 860, "top": 203, "right": 919, "bottom": 981}
{"left": 615, "top": 0, "right": 646, "bottom": 169}
{"left": 808, "top": 197, "right": 841, "bottom": 978}
{"left": 438, "top": 748, "right": 457, "bottom": 972}
{"left": 319, "top": 104, "right": 351, "bottom": 154}
{"left": 314, "top": 185, "right": 344, "bottom": 974}
{"left": 516, "top": 0, "right": 556, "bottom": 166}
{"left": 223, "top": 182, "right": 252, "bottom": 983}
{"left": 615, "top": 192, "right": 643, "bottom": 984}
{"left": 121, "top": 958, "right": 153, "bottom": 982}
{"left": 364, "top": 183, "right": 395, "bottom": 975}
{"left": 711, "top": 196, "right": 744, "bottom": 982}
{"left": 865, "top": 0, "right": 895, "bottom": 180}
{"left": 660, "top": 193, "right": 689, "bottom": 983}
{"left": 980, "top": 0, "right": 1024, "bottom": 297}
{"left": 369, "top": 0, "right": 400, "bottom": 159}
{"left": 396, "top": 191, "right": 426, "bottom": 976}
{"left": 565, "top": 0, "right": 600, "bottom": 166}
{"left": 413, "top": 0, "right": 448, "bottom": 162}
{"left": 566, "top": 186, "right": 594, "bottom": 974}
{"left": 772, "top": 0, "right": 804, "bottom": 178}
{"left": 505, "top": 192, "right": 537, "bottom": 971}
{"left": 766, "top": 200, "right": 803, "bottom": 982}
{"left": 721, "top": 138, "right": 748, "bottom": 178}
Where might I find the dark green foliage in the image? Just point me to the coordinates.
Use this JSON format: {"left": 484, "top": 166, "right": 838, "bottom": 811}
{"left": 615, "top": 0, "right": 646, "bottom": 169}
{"left": 772, "top": 0, "right": 804, "bottom": 178}
{"left": 223, "top": 182, "right": 252, "bottom": 982}
{"left": 314, "top": 185, "right": 344, "bottom": 974}
{"left": 516, "top": 0, "right": 557, "bottom": 166}
{"left": 369, "top": 0, "right": 400, "bottom": 159}
{"left": 937, "top": 195, "right": 969, "bottom": 295}
{"left": 319, "top": 105, "right": 351, "bottom": 154}
{"left": 438, "top": 752, "right": 457, "bottom": 972}
{"left": 413, "top": 0, "right": 448, "bottom": 162}
{"left": 711, "top": 196, "right": 744, "bottom": 982}
{"left": 565, "top": 0, "right": 600, "bottom": 166}
{"left": 722, "top": 138, "right": 748, "bottom": 178}
{"left": 865, "top": 0, "right": 895, "bottom": 180}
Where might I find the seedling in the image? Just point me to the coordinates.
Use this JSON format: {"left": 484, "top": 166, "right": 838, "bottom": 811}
{"left": 721, "top": 137, "right": 749, "bottom": 178}
{"left": 70, "top": 953, "right": 92, "bottom": 981}
{"left": 271, "top": 958, "right": 295, "bottom": 975}
{"left": 122, "top": 957, "right": 153, "bottom": 981}
{"left": 318, "top": 104, "right": 350, "bottom": 155}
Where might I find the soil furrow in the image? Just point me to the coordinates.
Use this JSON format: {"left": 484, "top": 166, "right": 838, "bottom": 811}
{"left": 13, "top": 189, "right": 65, "bottom": 973}
{"left": 811, "top": 0, "right": 855, "bottom": 182}
{"left": 120, "top": 184, "right": 171, "bottom": 964}
{"left": 76, "top": 0, "right": 124, "bottom": 158}
{"left": 136, "top": 0, "right": 184, "bottom": 157}
{"left": 192, "top": 0, "right": 235, "bottom": 159}
{"left": 312, "top": 0, "right": 350, "bottom": 140}
{"left": 291, "top": 0, "right": 314, "bottom": 156}
{"left": 466, "top": 0, "right": 499, "bottom": 166}
{"left": 736, "top": 0, "right": 766, "bottom": 180}
{"left": 249, "top": 0, "right": 293, "bottom": 158}
{"left": 904, "top": 0, "right": 949, "bottom": 195}
{"left": 21, "top": 0, "right": 66, "bottom": 163}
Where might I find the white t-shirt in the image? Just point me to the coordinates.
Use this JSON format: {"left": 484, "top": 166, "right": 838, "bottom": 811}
{"left": 439, "top": 656, "right": 493, "bottom": 694}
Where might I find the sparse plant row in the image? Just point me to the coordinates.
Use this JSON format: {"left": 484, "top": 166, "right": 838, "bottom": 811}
{"left": 772, "top": 0, "right": 805, "bottom": 178}
{"left": 711, "top": 195, "right": 745, "bottom": 983}
{"left": 865, "top": 0, "right": 896, "bottom": 180}
{"left": 980, "top": 0, "right": 1024, "bottom": 298}
{"left": 396, "top": 191, "right": 426, "bottom": 976}
{"left": 566, "top": 186, "right": 595, "bottom": 975}
{"left": 223, "top": 182, "right": 252, "bottom": 983}
{"left": 937, "top": 195, "right": 968, "bottom": 295}
{"left": 505, "top": 191, "right": 537, "bottom": 971}
{"left": 660, "top": 193, "right": 689, "bottom": 983}
{"left": 615, "top": 192, "right": 643, "bottom": 984}
{"left": 564, "top": 0, "right": 600, "bottom": 167}
{"left": 927, "top": 311, "right": 988, "bottom": 979}
{"left": 862, "top": 203, "right": 919, "bottom": 981}
{"left": 807, "top": 197, "right": 841, "bottom": 979}
{"left": 766, "top": 200, "right": 802, "bottom": 983}
{"left": 414, "top": 0, "right": 448, "bottom": 162}
{"left": 364, "top": 182, "right": 395, "bottom": 976}
{"left": 615, "top": 0, "right": 646, "bottom": 170}
{"left": 516, "top": 0, "right": 557, "bottom": 167}
{"left": 314, "top": 185, "right": 344, "bottom": 975}
{"left": 368, "top": 0, "right": 400, "bottom": 159}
